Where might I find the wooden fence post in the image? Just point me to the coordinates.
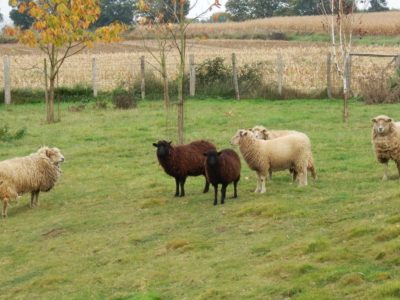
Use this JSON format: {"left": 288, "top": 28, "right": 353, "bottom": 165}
{"left": 277, "top": 53, "right": 284, "bottom": 97}
{"left": 347, "top": 54, "right": 352, "bottom": 97}
{"left": 140, "top": 56, "right": 145, "bottom": 100}
{"left": 189, "top": 54, "right": 195, "bottom": 97}
{"left": 232, "top": 53, "right": 240, "bottom": 100}
{"left": 92, "top": 57, "right": 97, "bottom": 97}
{"left": 4, "top": 56, "right": 11, "bottom": 105}
{"left": 326, "top": 52, "right": 332, "bottom": 99}
{"left": 395, "top": 55, "right": 400, "bottom": 69}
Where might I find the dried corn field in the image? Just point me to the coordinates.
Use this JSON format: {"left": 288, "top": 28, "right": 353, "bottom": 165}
{"left": 130, "top": 11, "right": 400, "bottom": 39}
{"left": 0, "top": 39, "right": 399, "bottom": 97}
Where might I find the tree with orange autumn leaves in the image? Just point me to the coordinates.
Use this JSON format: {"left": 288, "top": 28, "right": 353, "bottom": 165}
{"left": 7, "top": 0, "right": 125, "bottom": 123}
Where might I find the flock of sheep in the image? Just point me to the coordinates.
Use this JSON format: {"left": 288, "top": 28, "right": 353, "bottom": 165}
{"left": 153, "top": 124, "right": 316, "bottom": 205}
{"left": 0, "top": 115, "right": 398, "bottom": 217}
{"left": 154, "top": 114, "right": 400, "bottom": 205}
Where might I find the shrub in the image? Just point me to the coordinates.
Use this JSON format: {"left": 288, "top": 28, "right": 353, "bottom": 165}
{"left": 112, "top": 87, "right": 136, "bottom": 109}
{"left": 360, "top": 69, "right": 400, "bottom": 104}
{"left": 195, "top": 57, "right": 266, "bottom": 98}
{"left": 196, "top": 57, "right": 231, "bottom": 86}
{"left": 238, "top": 63, "right": 265, "bottom": 97}
{"left": 133, "top": 71, "right": 166, "bottom": 100}
{"left": 0, "top": 125, "right": 27, "bottom": 142}
{"left": 195, "top": 57, "right": 233, "bottom": 97}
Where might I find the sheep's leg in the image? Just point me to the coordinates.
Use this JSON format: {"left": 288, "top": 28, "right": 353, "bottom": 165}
{"left": 30, "top": 191, "right": 40, "bottom": 207}
{"left": 382, "top": 162, "right": 389, "bottom": 181}
{"left": 30, "top": 192, "right": 35, "bottom": 208}
{"left": 292, "top": 169, "right": 298, "bottom": 183}
{"left": 203, "top": 178, "right": 210, "bottom": 193}
{"left": 298, "top": 164, "right": 308, "bottom": 186}
{"left": 2, "top": 198, "right": 8, "bottom": 218}
{"left": 34, "top": 191, "right": 40, "bottom": 206}
{"left": 233, "top": 180, "right": 238, "bottom": 198}
{"left": 179, "top": 178, "right": 186, "bottom": 197}
{"left": 260, "top": 174, "right": 267, "bottom": 194}
{"left": 213, "top": 184, "right": 218, "bottom": 206}
{"left": 254, "top": 173, "right": 261, "bottom": 193}
{"left": 396, "top": 161, "right": 400, "bottom": 179}
{"left": 174, "top": 178, "right": 180, "bottom": 197}
{"left": 221, "top": 184, "right": 228, "bottom": 205}
{"left": 309, "top": 165, "right": 317, "bottom": 180}
{"left": 268, "top": 169, "right": 272, "bottom": 180}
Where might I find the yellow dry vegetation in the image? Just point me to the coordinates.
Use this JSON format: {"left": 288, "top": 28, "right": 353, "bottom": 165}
{"left": 0, "top": 38, "right": 398, "bottom": 95}
{"left": 186, "top": 11, "right": 400, "bottom": 37}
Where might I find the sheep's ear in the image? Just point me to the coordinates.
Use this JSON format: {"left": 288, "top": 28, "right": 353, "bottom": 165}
{"left": 388, "top": 118, "right": 392, "bottom": 122}
{"left": 262, "top": 129, "right": 267, "bottom": 134}
{"left": 152, "top": 143, "right": 158, "bottom": 147}
{"left": 168, "top": 141, "right": 172, "bottom": 145}
{"left": 45, "top": 149, "right": 53, "bottom": 158}
{"left": 243, "top": 131, "right": 248, "bottom": 136}
{"left": 247, "top": 128, "right": 253, "bottom": 131}
{"left": 371, "top": 118, "right": 377, "bottom": 123}
{"left": 217, "top": 151, "right": 222, "bottom": 156}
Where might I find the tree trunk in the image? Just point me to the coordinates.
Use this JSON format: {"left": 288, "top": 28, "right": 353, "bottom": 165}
{"left": 161, "top": 54, "right": 170, "bottom": 110}
{"left": 177, "top": 18, "right": 186, "bottom": 144}
{"left": 342, "top": 54, "right": 350, "bottom": 122}
{"left": 47, "top": 76, "right": 55, "bottom": 123}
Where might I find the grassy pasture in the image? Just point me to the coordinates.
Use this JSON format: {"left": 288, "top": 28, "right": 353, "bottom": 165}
{"left": 0, "top": 99, "right": 400, "bottom": 299}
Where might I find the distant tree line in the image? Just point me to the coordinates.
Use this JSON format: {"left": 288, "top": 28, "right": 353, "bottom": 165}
{"left": 7, "top": 0, "right": 391, "bottom": 28}
{"left": 225, "top": 0, "right": 389, "bottom": 21}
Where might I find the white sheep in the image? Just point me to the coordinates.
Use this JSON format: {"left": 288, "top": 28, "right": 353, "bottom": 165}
{"left": 0, "top": 146, "right": 65, "bottom": 217}
{"left": 251, "top": 125, "right": 298, "bottom": 140}
{"left": 251, "top": 125, "right": 317, "bottom": 180}
{"left": 230, "top": 129, "right": 310, "bottom": 193}
{"left": 371, "top": 115, "right": 400, "bottom": 180}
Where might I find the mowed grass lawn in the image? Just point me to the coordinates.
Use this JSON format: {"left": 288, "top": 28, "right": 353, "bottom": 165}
{"left": 0, "top": 98, "right": 400, "bottom": 300}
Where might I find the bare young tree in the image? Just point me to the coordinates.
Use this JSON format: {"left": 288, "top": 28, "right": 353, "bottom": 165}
{"left": 139, "top": 0, "right": 221, "bottom": 143}
{"left": 138, "top": 16, "right": 172, "bottom": 110}
{"left": 321, "top": 0, "right": 365, "bottom": 122}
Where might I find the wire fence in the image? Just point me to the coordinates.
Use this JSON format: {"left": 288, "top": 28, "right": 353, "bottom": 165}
{"left": 1, "top": 51, "right": 399, "bottom": 103}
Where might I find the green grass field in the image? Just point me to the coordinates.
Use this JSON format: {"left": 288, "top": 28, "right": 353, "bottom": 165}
{"left": 1, "top": 99, "right": 400, "bottom": 299}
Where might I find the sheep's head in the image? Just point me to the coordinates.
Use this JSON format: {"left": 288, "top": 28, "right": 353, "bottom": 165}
{"left": 203, "top": 150, "right": 220, "bottom": 167}
{"left": 230, "top": 129, "right": 253, "bottom": 145}
{"left": 372, "top": 115, "right": 394, "bottom": 136}
{"left": 153, "top": 140, "right": 172, "bottom": 157}
{"left": 251, "top": 125, "right": 269, "bottom": 140}
{"left": 38, "top": 147, "right": 65, "bottom": 166}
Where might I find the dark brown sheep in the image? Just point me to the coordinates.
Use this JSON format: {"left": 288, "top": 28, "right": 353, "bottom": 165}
{"left": 203, "top": 149, "right": 241, "bottom": 205}
{"left": 153, "top": 140, "right": 216, "bottom": 197}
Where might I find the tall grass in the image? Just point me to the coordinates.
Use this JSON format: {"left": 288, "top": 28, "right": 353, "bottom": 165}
{"left": 0, "top": 99, "right": 400, "bottom": 299}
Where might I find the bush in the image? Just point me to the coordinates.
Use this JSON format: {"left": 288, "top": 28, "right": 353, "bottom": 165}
{"left": 133, "top": 71, "right": 166, "bottom": 100}
{"left": 112, "top": 87, "right": 136, "bottom": 109}
{"left": 0, "top": 125, "right": 27, "bottom": 142}
{"left": 360, "top": 69, "right": 400, "bottom": 104}
{"left": 195, "top": 57, "right": 266, "bottom": 98}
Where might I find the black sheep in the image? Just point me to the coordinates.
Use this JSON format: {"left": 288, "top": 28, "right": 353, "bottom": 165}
{"left": 203, "top": 149, "right": 241, "bottom": 205}
{"left": 153, "top": 140, "right": 216, "bottom": 197}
